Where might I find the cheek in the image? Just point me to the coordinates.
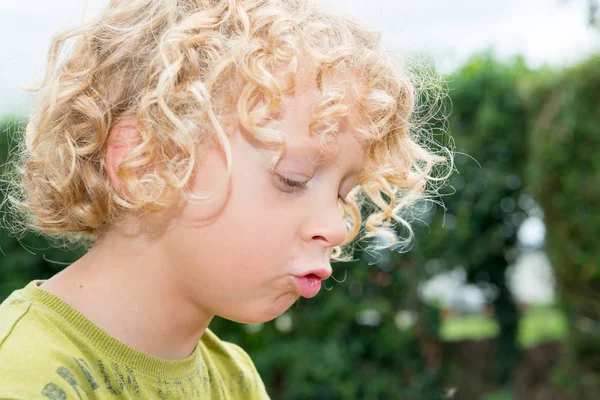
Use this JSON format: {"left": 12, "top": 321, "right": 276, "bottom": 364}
{"left": 225, "top": 176, "right": 295, "bottom": 259}
{"left": 174, "top": 137, "right": 304, "bottom": 275}
{"left": 179, "top": 165, "right": 294, "bottom": 272}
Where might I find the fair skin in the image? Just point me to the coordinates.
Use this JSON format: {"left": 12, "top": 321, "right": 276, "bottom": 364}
{"left": 40, "top": 82, "right": 367, "bottom": 361}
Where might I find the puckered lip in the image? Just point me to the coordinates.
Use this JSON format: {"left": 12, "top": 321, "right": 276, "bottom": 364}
{"left": 292, "top": 266, "right": 332, "bottom": 281}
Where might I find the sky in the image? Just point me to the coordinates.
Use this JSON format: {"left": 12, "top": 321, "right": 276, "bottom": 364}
{"left": 1, "top": 0, "right": 599, "bottom": 116}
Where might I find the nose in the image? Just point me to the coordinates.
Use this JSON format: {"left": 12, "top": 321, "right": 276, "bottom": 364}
{"left": 301, "top": 200, "right": 348, "bottom": 249}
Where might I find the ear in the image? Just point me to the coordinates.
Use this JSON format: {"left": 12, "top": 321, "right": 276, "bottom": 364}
{"left": 106, "top": 116, "right": 141, "bottom": 194}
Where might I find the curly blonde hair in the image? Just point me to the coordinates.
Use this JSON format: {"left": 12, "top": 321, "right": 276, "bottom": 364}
{"left": 3, "top": 0, "right": 453, "bottom": 262}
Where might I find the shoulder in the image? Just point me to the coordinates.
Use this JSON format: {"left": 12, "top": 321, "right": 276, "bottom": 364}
{"left": 0, "top": 290, "right": 93, "bottom": 399}
{"left": 0, "top": 340, "right": 92, "bottom": 400}
{"left": 201, "top": 328, "right": 259, "bottom": 374}
{"left": 201, "top": 328, "right": 253, "bottom": 364}
{"left": 201, "top": 328, "right": 271, "bottom": 399}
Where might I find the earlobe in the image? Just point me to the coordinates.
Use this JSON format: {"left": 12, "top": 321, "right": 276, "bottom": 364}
{"left": 106, "top": 117, "right": 141, "bottom": 193}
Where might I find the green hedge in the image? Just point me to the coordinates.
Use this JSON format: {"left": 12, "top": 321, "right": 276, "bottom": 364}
{"left": 527, "top": 54, "right": 600, "bottom": 397}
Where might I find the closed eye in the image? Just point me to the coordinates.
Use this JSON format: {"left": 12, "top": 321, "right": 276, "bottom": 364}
{"left": 277, "top": 175, "right": 308, "bottom": 190}
{"left": 277, "top": 175, "right": 348, "bottom": 204}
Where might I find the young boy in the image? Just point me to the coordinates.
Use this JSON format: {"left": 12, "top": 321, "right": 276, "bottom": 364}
{"left": 0, "top": 0, "right": 450, "bottom": 398}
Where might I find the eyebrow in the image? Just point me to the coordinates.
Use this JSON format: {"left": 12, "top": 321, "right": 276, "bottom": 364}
{"left": 284, "top": 143, "right": 364, "bottom": 175}
{"left": 286, "top": 143, "right": 327, "bottom": 153}
{"left": 285, "top": 144, "right": 335, "bottom": 165}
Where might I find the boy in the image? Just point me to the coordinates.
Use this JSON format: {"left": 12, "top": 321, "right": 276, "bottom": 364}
{"left": 0, "top": 0, "right": 450, "bottom": 398}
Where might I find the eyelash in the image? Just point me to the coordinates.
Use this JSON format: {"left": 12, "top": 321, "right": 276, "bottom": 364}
{"left": 277, "top": 175, "right": 348, "bottom": 204}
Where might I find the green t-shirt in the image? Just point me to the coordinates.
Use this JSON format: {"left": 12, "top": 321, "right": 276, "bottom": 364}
{"left": 0, "top": 280, "right": 270, "bottom": 400}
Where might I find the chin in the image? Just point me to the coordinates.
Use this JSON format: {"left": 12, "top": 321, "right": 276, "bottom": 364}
{"left": 222, "top": 293, "right": 299, "bottom": 324}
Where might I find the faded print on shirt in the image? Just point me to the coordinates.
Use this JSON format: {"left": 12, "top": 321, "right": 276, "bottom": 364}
{"left": 40, "top": 355, "right": 264, "bottom": 399}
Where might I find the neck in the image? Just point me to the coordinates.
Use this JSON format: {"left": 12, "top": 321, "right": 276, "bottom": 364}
{"left": 40, "top": 231, "right": 213, "bottom": 361}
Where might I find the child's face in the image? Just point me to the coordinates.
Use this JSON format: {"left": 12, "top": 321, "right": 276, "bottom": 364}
{"left": 164, "top": 85, "right": 366, "bottom": 324}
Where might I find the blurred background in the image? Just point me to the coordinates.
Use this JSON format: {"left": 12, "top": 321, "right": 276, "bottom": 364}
{"left": 1, "top": 1, "right": 599, "bottom": 399}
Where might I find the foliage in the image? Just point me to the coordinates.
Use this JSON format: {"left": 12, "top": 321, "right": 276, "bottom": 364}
{"left": 526, "top": 53, "right": 600, "bottom": 397}
{"left": 402, "top": 52, "right": 534, "bottom": 387}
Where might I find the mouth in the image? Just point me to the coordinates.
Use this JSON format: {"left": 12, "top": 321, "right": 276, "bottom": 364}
{"left": 292, "top": 273, "right": 325, "bottom": 298}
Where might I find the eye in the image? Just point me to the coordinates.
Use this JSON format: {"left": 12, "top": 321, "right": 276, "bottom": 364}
{"left": 277, "top": 175, "right": 309, "bottom": 192}
{"left": 277, "top": 174, "right": 350, "bottom": 204}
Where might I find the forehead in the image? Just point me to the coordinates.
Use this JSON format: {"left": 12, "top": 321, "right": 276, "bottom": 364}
{"left": 282, "top": 125, "right": 366, "bottom": 167}
{"left": 230, "top": 60, "right": 369, "bottom": 170}
{"left": 275, "top": 87, "right": 367, "bottom": 167}
{"left": 285, "top": 66, "right": 365, "bottom": 130}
